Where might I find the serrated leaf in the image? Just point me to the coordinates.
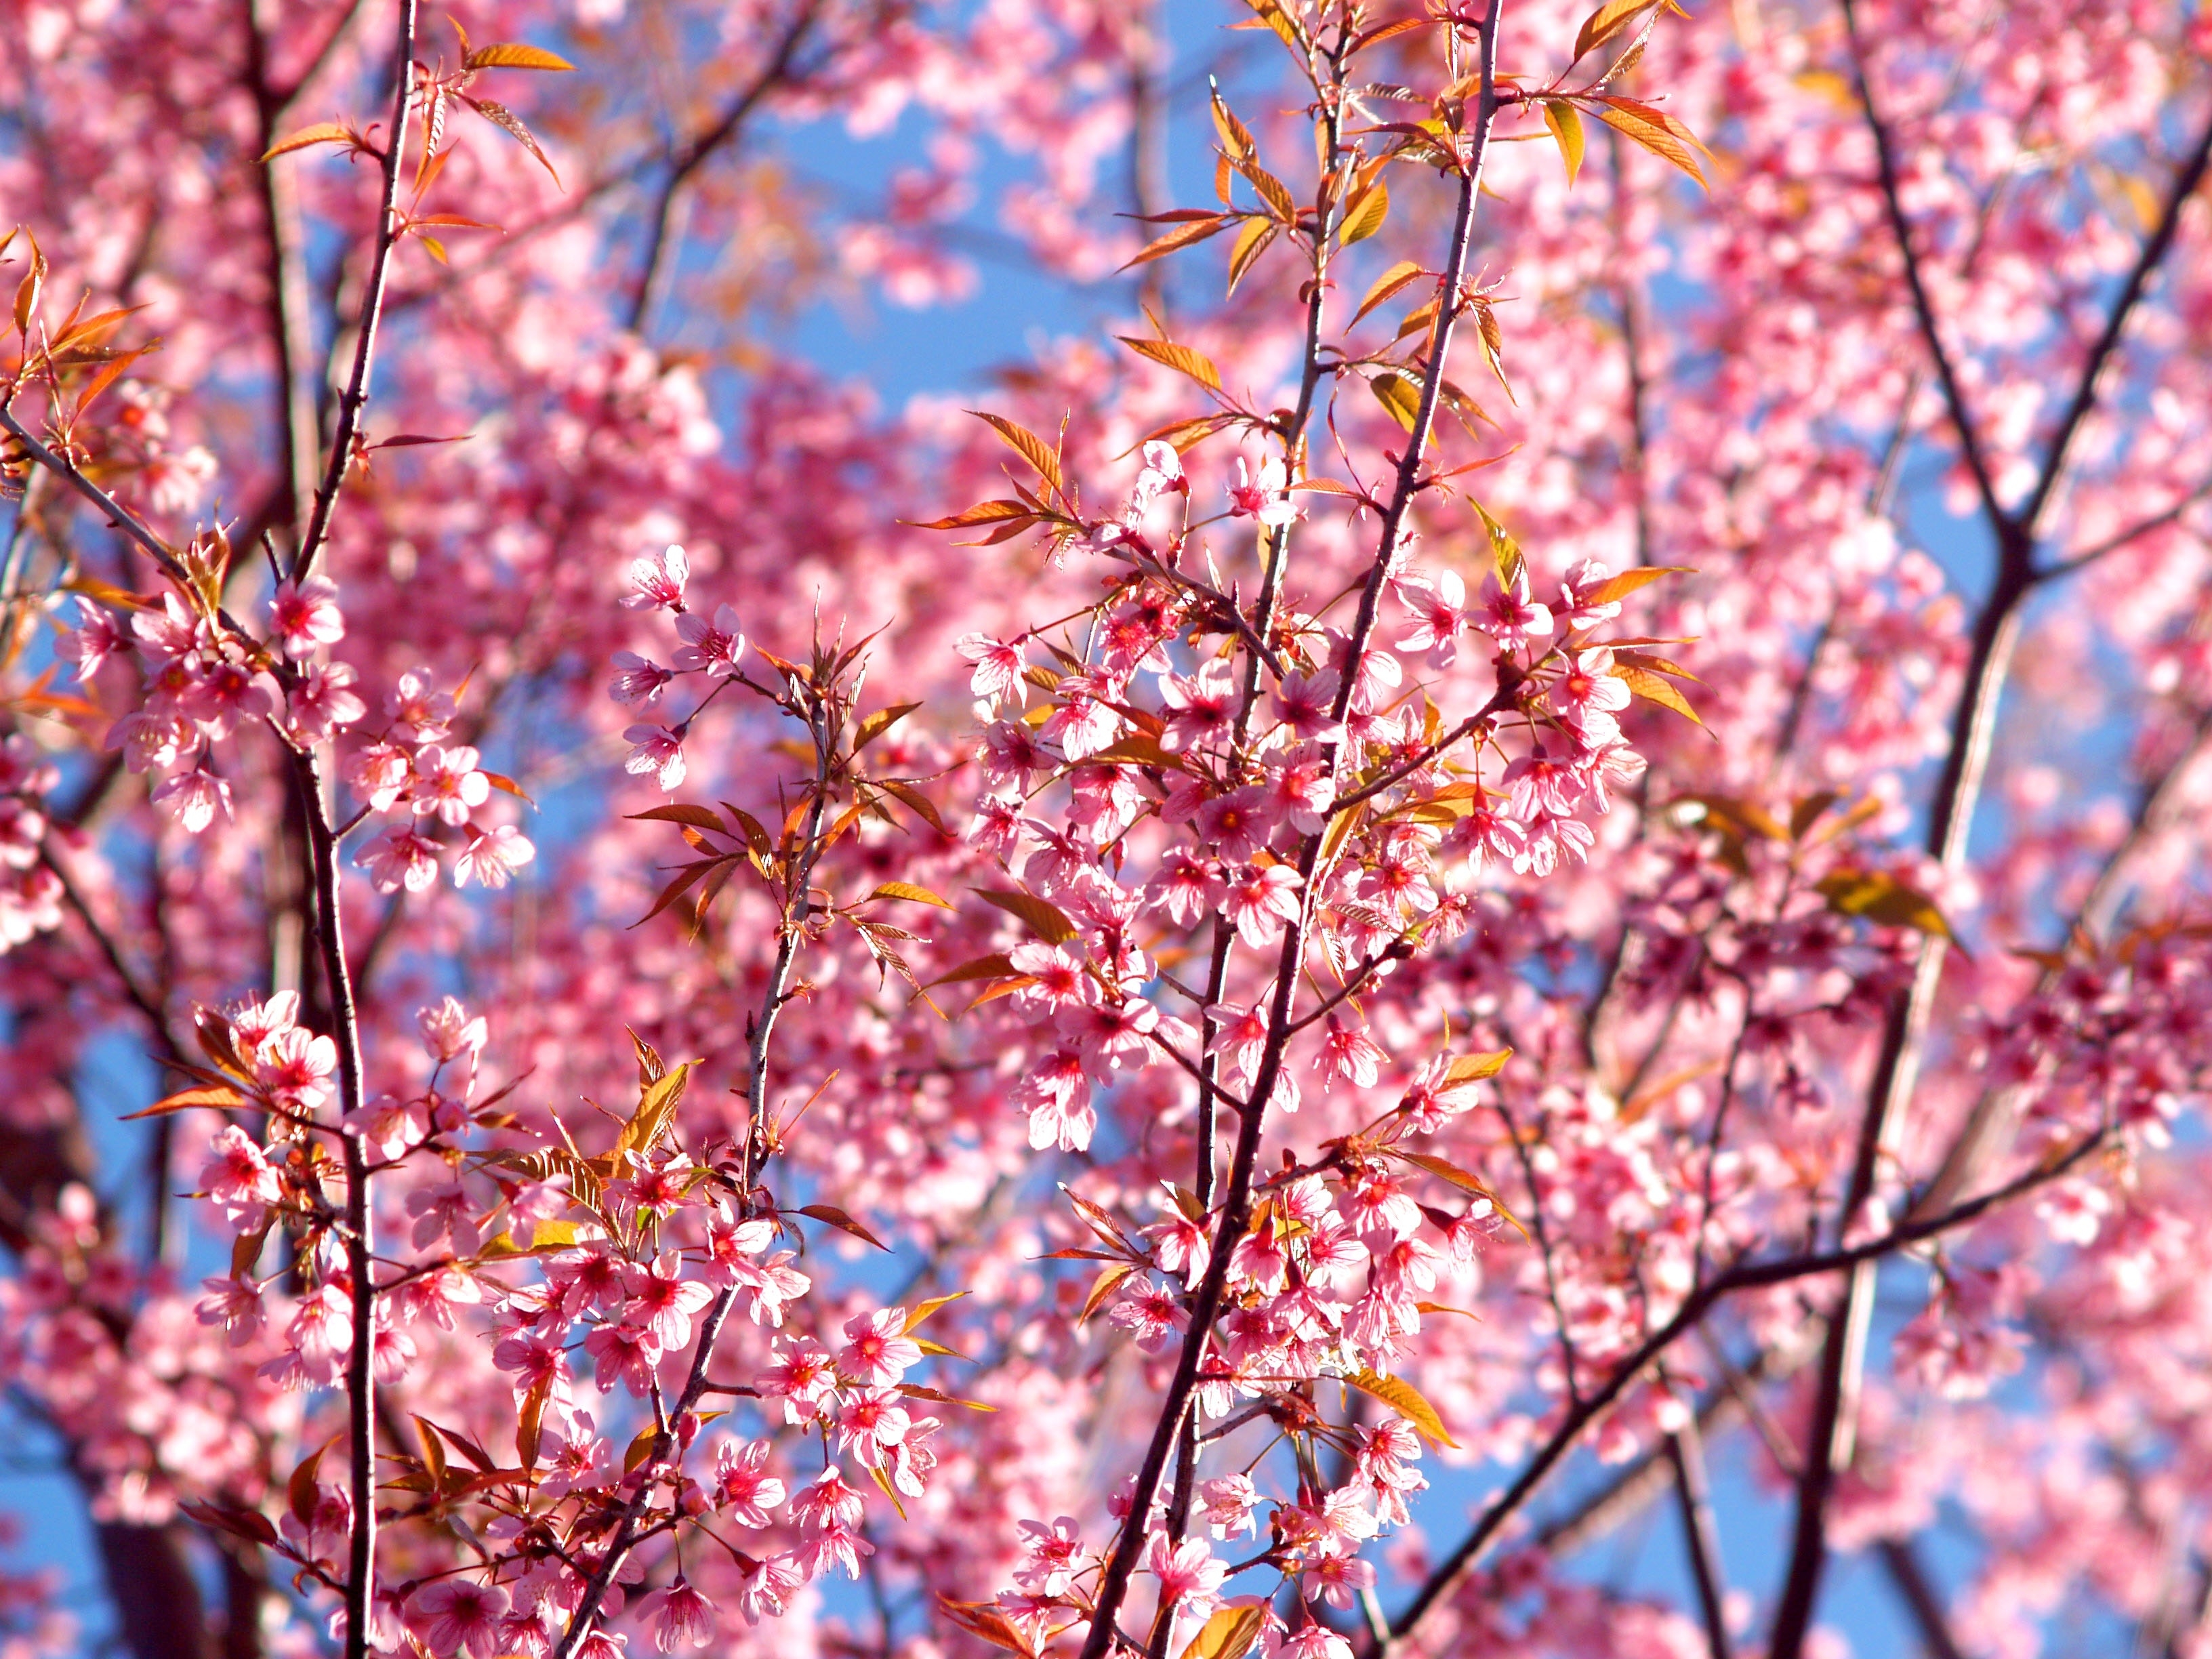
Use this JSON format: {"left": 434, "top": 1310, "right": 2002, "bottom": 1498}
{"left": 970, "top": 888, "right": 1078, "bottom": 945}
{"left": 1542, "top": 100, "right": 1586, "bottom": 186}
{"left": 1210, "top": 89, "right": 1256, "bottom": 162}
{"left": 903, "top": 1291, "right": 968, "bottom": 1332}
{"left": 287, "top": 1437, "right": 333, "bottom": 1524}
{"left": 629, "top": 803, "right": 724, "bottom": 832}
{"left": 1079, "top": 1261, "right": 1138, "bottom": 1326}
{"left": 466, "top": 41, "right": 575, "bottom": 70}
{"left": 1225, "top": 216, "right": 1277, "bottom": 295}
{"left": 937, "top": 1598, "right": 1040, "bottom": 1658}
{"left": 1124, "top": 214, "right": 1233, "bottom": 269}
{"left": 1181, "top": 1605, "right": 1269, "bottom": 1659}
{"left": 1574, "top": 0, "right": 1660, "bottom": 60}
{"left": 1579, "top": 565, "right": 1695, "bottom": 606}
{"left": 867, "top": 881, "right": 953, "bottom": 909}
{"left": 1816, "top": 868, "right": 1959, "bottom": 946}
{"left": 1352, "top": 260, "right": 1427, "bottom": 327}
{"left": 798, "top": 1203, "right": 888, "bottom": 1250}
{"left": 464, "top": 96, "right": 560, "bottom": 184}
{"left": 1443, "top": 1048, "right": 1511, "bottom": 1084}
{"left": 1612, "top": 663, "right": 1704, "bottom": 725}
{"left": 924, "top": 952, "right": 1018, "bottom": 988}
{"left": 896, "top": 1382, "right": 997, "bottom": 1411}
{"left": 855, "top": 701, "right": 920, "bottom": 750}
{"left": 874, "top": 778, "right": 948, "bottom": 836}
{"left": 1339, "top": 176, "right": 1390, "bottom": 244}
{"left": 1589, "top": 96, "right": 1709, "bottom": 188}
{"left": 1369, "top": 369, "right": 1422, "bottom": 432}
{"left": 905, "top": 499, "right": 1033, "bottom": 533}
{"left": 1118, "top": 335, "right": 1222, "bottom": 392}
{"left": 1345, "top": 1368, "right": 1459, "bottom": 1447}
{"left": 260, "top": 122, "right": 354, "bottom": 161}
{"left": 615, "top": 1062, "right": 690, "bottom": 1161}
{"left": 970, "top": 411, "right": 1065, "bottom": 499}
{"left": 122, "top": 1084, "right": 249, "bottom": 1120}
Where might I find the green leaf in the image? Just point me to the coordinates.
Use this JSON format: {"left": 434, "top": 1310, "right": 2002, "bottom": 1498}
{"left": 1816, "top": 868, "right": 1961, "bottom": 948}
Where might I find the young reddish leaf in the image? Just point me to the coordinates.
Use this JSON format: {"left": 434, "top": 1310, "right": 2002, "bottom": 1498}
{"left": 465, "top": 41, "right": 577, "bottom": 70}
{"left": 1242, "top": 161, "right": 1298, "bottom": 224}
{"left": 874, "top": 778, "right": 949, "bottom": 836}
{"left": 1210, "top": 87, "right": 1256, "bottom": 163}
{"left": 629, "top": 803, "right": 725, "bottom": 832}
{"left": 1345, "top": 1368, "right": 1460, "bottom": 1448}
{"left": 1816, "top": 868, "right": 1961, "bottom": 947}
{"left": 463, "top": 96, "right": 560, "bottom": 184}
{"left": 923, "top": 952, "right": 1018, "bottom": 988}
{"left": 1059, "top": 1183, "right": 1136, "bottom": 1252}
{"left": 905, "top": 499, "right": 1034, "bottom": 532}
{"left": 1611, "top": 648, "right": 1701, "bottom": 682}
{"left": 970, "top": 888, "right": 1078, "bottom": 944}
{"left": 798, "top": 1203, "right": 888, "bottom": 1250}
{"left": 937, "top": 1598, "right": 1042, "bottom": 1658}
{"left": 180, "top": 1500, "right": 279, "bottom": 1550}
{"left": 896, "top": 1382, "right": 997, "bottom": 1411}
{"left": 1117, "top": 335, "right": 1223, "bottom": 392}
{"left": 123, "top": 1084, "right": 248, "bottom": 1120}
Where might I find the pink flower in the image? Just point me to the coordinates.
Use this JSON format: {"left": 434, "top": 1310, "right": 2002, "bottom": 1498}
{"left": 286, "top": 661, "right": 367, "bottom": 742}
{"left": 409, "top": 1578, "right": 510, "bottom": 1659}
{"left": 62, "top": 597, "right": 129, "bottom": 681}
{"left": 1553, "top": 647, "right": 1631, "bottom": 744}
{"left": 638, "top": 1578, "right": 714, "bottom": 1653}
{"left": 758, "top": 1337, "right": 840, "bottom": 1422}
{"left": 623, "top": 724, "right": 686, "bottom": 791}
{"left": 1107, "top": 1277, "right": 1187, "bottom": 1353}
{"left": 1473, "top": 567, "right": 1553, "bottom": 649}
{"left": 609, "top": 651, "right": 674, "bottom": 706}
{"left": 733, "top": 1553, "right": 803, "bottom": 1625}
{"left": 1040, "top": 677, "right": 1123, "bottom": 762}
{"left": 386, "top": 668, "right": 457, "bottom": 741}
{"left": 837, "top": 1307, "right": 922, "bottom": 1386}
{"left": 624, "top": 1252, "right": 715, "bottom": 1349}
{"left": 1226, "top": 454, "right": 1297, "bottom": 527}
{"left": 1145, "top": 1535, "right": 1227, "bottom": 1620}
{"left": 1317, "top": 1019, "right": 1386, "bottom": 1089}
{"left": 621, "top": 544, "right": 689, "bottom": 611}
{"left": 1160, "top": 662, "right": 1237, "bottom": 752}
{"left": 1271, "top": 669, "right": 1341, "bottom": 742}
{"left": 1393, "top": 568, "right": 1469, "bottom": 665}
{"left": 348, "top": 740, "right": 411, "bottom": 811}
{"left": 254, "top": 1025, "right": 338, "bottom": 1112}
{"left": 454, "top": 823, "right": 535, "bottom": 888}
{"left": 1197, "top": 1474, "right": 1260, "bottom": 1539}
{"left": 1014, "top": 1517, "right": 1086, "bottom": 1595}
{"left": 956, "top": 632, "right": 1027, "bottom": 705}
{"left": 712, "top": 1438, "right": 786, "bottom": 1527}
{"left": 269, "top": 575, "right": 344, "bottom": 657}
{"left": 411, "top": 743, "right": 491, "bottom": 825}
{"left": 152, "top": 769, "right": 231, "bottom": 834}
{"left": 356, "top": 825, "right": 441, "bottom": 894}
{"left": 1223, "top": 862, "right": 1302, "bottom": 947}
{"left": 672, "top": 602, "right": 745, "bottom": 676}
{"left": 585, "top": 1321, "right": 663, "bottom": 1396}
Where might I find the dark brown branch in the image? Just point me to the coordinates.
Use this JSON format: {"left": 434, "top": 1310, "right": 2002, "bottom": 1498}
{"left": 1667, "top": 1423, "right": 1734, "bottom": 1659}
{"left": 1877, "top": 1538, "right": 1967, "bottom": 1659}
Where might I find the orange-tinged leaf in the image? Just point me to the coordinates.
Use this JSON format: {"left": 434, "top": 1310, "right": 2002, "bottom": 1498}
{"left": 905, "top": 499, "right": 1033, "bottom": 532}
{"left": 969, "top": 412, "right": 1065, "bottom": 499}
{"left": 903, "top": 1291, "right": 968, "bottom": 1332}
{"left": 1368, "top": 369, "right": 1422, "bottom": 432}
{"left": 1118, "top": 335, "right": 1222, "bottom": 392}
{"left": 1574, "top": 0, "right": 1660, "bottom": 60}
{"left": 874, "top": 777, "right": 948, "bottom": 836}
{"left": 1542, "top": 99, "right": 1586, "bottom": 186}
{"left": 464, "top": 41, "right": 576, "bottom": 70}
{"left": 1579, "top": 564, "right": 1695, "bottom": 607}
{"left": 464, "top": 96, "right": 560, "bottom": 184}
{"left": 629, "top": 803, "right": 725, "bottom": 832}
{"left": 798, "top": 1202, "right": 888, "bottom": 1250}
{"left": 1589, "top": 96, "right": 1710, "bottom": 188}
{"left": 1210, "top": 88, "right": 1256, "bottom": 162}
{"left": 123, "top": 1084, "right": 248, "bottom": 1120}
{"left": 867, "top": 880, "right": 952, "bottom": 909}
{"left": 1180, "top": 1605, "right": 1269, "bottom": 1659}
{"left": 1352, "top": 260, "right": 1427, "bottom": 327}
{"left": 1612, "top": 663, "right": 1704, "bottom": 725}
{"left": 937, "top": 1597, "right": 1041, "bottom": 1658}
{"left": 1123, "top": 214, "right": 1233, "bottom": 269}
{"left": 1442, "top": 1048, "right": 1511, "bottom": 1084}
{"left": 970, "top": 887, "right": 1078, "bottom": 945}
{"left": 924, "top": 951, "right": 1017, "bottom": 988}
{"left": 1078, "top": 1261, "right": 1137, "bottom": 1325}
{"left": 854, "top": 701, "right": 919, "bottom": 750}
{"left": 1345, "top": 1368, "right": 1460, "bottom": 1447}
{"left": 1816, "top": 868, "right": 1960, "bottom": 947}
{"left": 1338, "top": 175, "right": 1389, "bottom": 244}
{"left": 896, "top": 1382, "right": 996, "bottom": 1411}
{"left": 1225, "top": 216, "right": 1277, "bottom": 296}
{"left": 261, "top": 122, "right": 354, "bottom": 161}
